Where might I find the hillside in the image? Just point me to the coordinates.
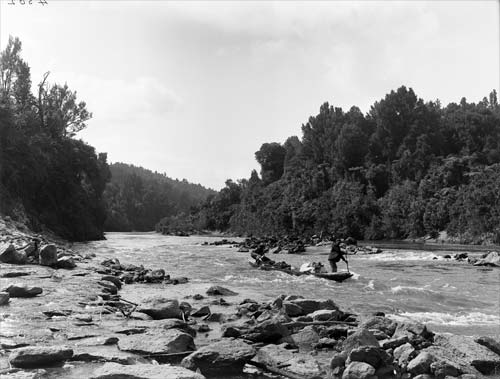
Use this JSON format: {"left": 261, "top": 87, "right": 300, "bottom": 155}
{"left": 104, "top": 163, "right": 215, "bottom": 232}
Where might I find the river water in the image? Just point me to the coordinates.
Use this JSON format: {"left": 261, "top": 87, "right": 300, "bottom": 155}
{"left": 75, "top": 232, "right": 500, "bottom": 339}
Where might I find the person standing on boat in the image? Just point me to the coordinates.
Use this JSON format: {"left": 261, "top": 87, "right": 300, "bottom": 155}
{"left": 328, "top": 239, "right": 348, "bottom": 272}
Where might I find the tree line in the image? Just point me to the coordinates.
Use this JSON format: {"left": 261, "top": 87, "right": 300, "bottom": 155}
{"left": 171, "top": 86, "right": 500, "bottom": 244}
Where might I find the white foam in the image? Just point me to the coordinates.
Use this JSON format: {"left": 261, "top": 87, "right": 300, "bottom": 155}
{"left": 364, "top": 279, "right": 375, "bottom": 290}
{"left": 388, "top": 311, "right": 500, "bottom": 326}
{"left": 390, "top": 285, "right": 437, "bottom": 294}
{"left": 362, "top": 252, "right": 442, "bottom": 261}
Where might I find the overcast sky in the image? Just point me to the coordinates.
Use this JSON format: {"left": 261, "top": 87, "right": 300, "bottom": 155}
{"left": 1, "top": 1, "right": 498, "bottom": 189}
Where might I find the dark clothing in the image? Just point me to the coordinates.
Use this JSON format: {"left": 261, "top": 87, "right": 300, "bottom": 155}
{"left": 328, "top": 243, "right": 343, "bottom": 262}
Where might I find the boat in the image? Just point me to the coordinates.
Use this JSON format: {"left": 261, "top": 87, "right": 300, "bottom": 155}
{"left": 248, "top": 261, "right": 353, "bottom": 282}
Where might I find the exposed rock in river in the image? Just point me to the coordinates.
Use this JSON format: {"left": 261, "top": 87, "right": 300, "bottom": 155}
{"left": 90, "top": 362, "right": 206, "bottom": 379}
{"left": 8, "top": 346, "right": 73, "bottom": 368}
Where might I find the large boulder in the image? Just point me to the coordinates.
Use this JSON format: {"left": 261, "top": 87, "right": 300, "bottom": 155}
{"left": 136, "top": 297, "right": 183, "bottom": 319}
{"left": 289, "top": 298, "right": 338, "bottom": 315}
{"left": 475, "top": 336, "right": 500, "bottom": 355}
{"left": 206, "top": 286, "right": 238, "bottom": 296}
{"left": 0, "top": 244, "right": 27, "bottom": 264}
{"left": 56, "top": 257, "right": 76, "bottom": 269}
{"left": 283, "top": 301, "right": 304, "bottom": 317}
{"left": 4, "top": 284, "right": 42, "bottom": 298}
{"left": 9, "top": 346, "right": 73, "bottom": 368}
{"left": 39, "top": 245, "right": 58, "bottom": 266}
{"left": 360, "top": 316, "right": 397, "bottom": 337}
{"left": 256, "top": 343, "right": 325, "bottom": 379}
{"left": 473, "top": 251, "right": 500, "bottom": 267}
{"left": 291, "top": 326, "right": 321, "bottom": 350}
{"left": 90, "top": 362, "right": 206, "bottom": 379}
{"left": 181, "top": 338, "right": 255, "bottom": 377}
{"left": 310, "top": 309, "right": 343, "bottom": 321}
{"left": 347, "top": 346, "right": 392, "bottom": 369}
{"left": 117, "top": 329, "right": 195, "bottom": 355}
{"left": 393, "top": 342, "right": 416, "bottom": 368}
{"left": 423, "top": 333, "right": 500, "bottom": 376}
{"left": 342, "top": 328, "right": 379, "bottom": 355}
{"left": 240, "top": 319, "right": 291, "bottom": 344}
{"left": 407, "top": 352, "right": 435, "bottom": 375}
{"left": 430, "top": 360, "right": 461, "bottom": 378}
{"left": 342, "top": 361, "right": 376, "bottom": 379}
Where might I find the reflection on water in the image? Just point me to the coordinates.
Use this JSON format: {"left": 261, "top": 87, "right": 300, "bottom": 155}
{"left": 74, "top": 232, "right": 500, "bottom": 338}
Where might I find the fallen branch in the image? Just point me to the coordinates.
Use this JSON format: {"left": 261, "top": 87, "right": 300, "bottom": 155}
{"left": 282, "top": 320, "right": 357, "bottom": 328}
{"left": 142, "top": 351, "right": 195, "bottom": 359}
{"left": 248, "top": 360, "right": 318, "bottom": 379}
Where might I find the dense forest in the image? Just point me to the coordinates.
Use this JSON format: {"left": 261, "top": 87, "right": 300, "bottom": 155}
{"left": 0, "top": 37, "right": 110, "bottom": 241}
{"left": 104, "top": 163, "right": 215, "bottom": 232}
{"left": 166, "top": 86, "right": 500, "bottom": 244}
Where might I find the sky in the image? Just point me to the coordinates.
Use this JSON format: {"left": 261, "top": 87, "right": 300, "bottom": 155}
{"left": 1, "top": 1, "right": 499, "bottom": 190}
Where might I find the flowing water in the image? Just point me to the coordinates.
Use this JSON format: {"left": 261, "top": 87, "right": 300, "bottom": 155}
{"left": 75, "top": 232, "right": 500, "bottom": 338}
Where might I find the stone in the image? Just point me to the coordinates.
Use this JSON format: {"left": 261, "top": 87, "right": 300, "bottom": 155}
{"left": 136, "top": 296, "right": 183, "bottom": 319}
{"left": 39, "top": 245, "right": 58, "bottom": 266}
{"left": 4, "top": 284, "right": 42, "bottom": 298}
{"left": 56, "top": 256, "right": 76, "bottom": 269}
{"left": 206, "top": 286, "right": 238, "bottom": 296}
{"left": 430, "top": 360, "right": 461, "bottom": 378}
{"left": 407, "top": 352, "right": 435, "bottom": 375}
{"left": 423, "top": 333, "right": 500, "bottom": 376}
{"left": 474, "top": 336, "right": 500, "bottom": 355}
{"left": 144, "top": 269, "right": 165, "bottom": 283}
{"left": 393, "top": 343, "right": 416, "bottom": 368}
{"left": 470, "top": 360, "right": 500, "bottom": 375}
{"left": 342, "top": 328, "right": 379, "bottom": 355}
{"left": 203, "top": 313, "right": 225, "bottom": 322}
{"left": 181, "top": 338, "right": 256, "bottom": 376}
{"left": 348, "top": 346, "right": 392, "bottom": 369}
{"left": 310, "top": 309, "right": 343, "bottom": 321}
{"left": 90, "top": 362, "right": 206, "bottom": 379}
{"left": 9, "top": 346, "right": 73, "bottom": 368}
{"left": 283, "top": 301, "right": 304, "bottom": 317}
{"left": 0, "top": 244, "right": 27, "bottom": 264}
{"left": 0, "top": 292, "right": 10, "bottom": 305}
{"left": 0, "top": 369, "right": 47, "bottom": 378}
{"left": 97, "top": 281, "right": 118, "bottom": 295}
{"left": 342, "top": 361, "right": 376, "bottom": 379}
{"left": 70, "top": 347, "right": 138, "bottom": 364}
{"left": 100, "top": 275, "right": 122, "bottom": 289}
{"left": 360, "top": 316, "right": 397, "bottom": 337}
{"left": 331, "top": 352, "right": 348, "bottom": 368}
{"left": 257, "top": 343, "right": 325, "bottom": 379}
{"left": 191, "top": 306, "right": 211, "bottom": 318}
{"left": 221, "top": 326, "right": 241, "bottom": 338}
{"left": 289, "top": 298, "right": 338, "bottom": 315}
{"left": 117, "top": 329, "right": 195, "bottom": 355}
{"left": 393, "top": 321, "right": 433, "bottom": 341}
{"left": 291, "top": 326, "right": 320, "bottom": 350}
{"left": 473, "top": 251, "right": 500, "bottom": 267}
{"left": 240, "top": 319, "right": 291, "bottom": 344}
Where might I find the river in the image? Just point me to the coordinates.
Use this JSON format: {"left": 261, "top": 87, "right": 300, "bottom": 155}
{"left": 74, "top": 232, "right": 500, "bottom": 339}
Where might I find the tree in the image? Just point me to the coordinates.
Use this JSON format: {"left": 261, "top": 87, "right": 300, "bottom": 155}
{"left": 255, "top": 142, "right": 286, "bottom": 185}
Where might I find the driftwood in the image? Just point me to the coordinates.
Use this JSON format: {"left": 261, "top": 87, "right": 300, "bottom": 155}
{"left": 142, "top": 350, "right": 195, "bottom": 359}
{"left": 282, "top": 320, "right": 357, "bottom": 328}
{"left": 248, "top": 360, "right": 321, "bottom": 379}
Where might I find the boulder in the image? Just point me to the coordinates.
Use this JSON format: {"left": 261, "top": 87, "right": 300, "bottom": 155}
{"left": 144, "top": 269, "right": 165, "bottom": 283}
{"left": 423, "top": 333, "right": 500, "bottom": 376}
{"left": 0, "top": 292, "right": 10, "bottom": 305}
{"left": 4, "top": 284, "right": 42, "bottom": 298}
{"left": 221, "top": 326, "right": 242, "bottom": 338}
{"left": 39, "top": 245, "right": 58, "bottom": 266}
{"left": 289, "top": 298, "right": 338, "bottom": 315}
{"left": 381, "top": 335, "right": 409, "bottom": 349}
{"left": 407, "top": 352, "right": 435, "bottom": 375}
{"left": 430, "top": 360, "right": 461, "bottom": 378}
{"left": 181, "top": 338, "right": 256, "bottom": 376}
{"left": 90, "top": 362, "right": 206, "bottom": 379}
{"left": 393, "top": 342, "right": 417, "bottom": 368}
{"left": 360, "top": 316, "right": 397, "bottom": 337}
{"left": 475, "top": 336, "right": 500, "bottom": 355}
{"left": 342, "top": 328, "right": 379, "bottom": 355}
{"left": 191, "top": 306, "right": 211, "bottom": 318}
{"left": 70, "top": 347, "right": 138, "bottom": 364}
{"left": 0, "top": 244, "right": 27, "bottom": 264}
{"left": 393, "top": 321, "right": 434, "bottom": 341}
{"left": 9, "top": 346, "right": 73, "bottom": 368}
{"left": 206, "top": 286, "right": 238, "bottom": 296}
{"left": 256, "top": 343, "right": 325, "bottom": 379}
{"left": 56, "top": 257, "right": 76, "bottom": 269}
{"left": 342, "top": 361, "right": 376, "bottom": 379}
{"left": 473, "top": 251, "right": 500, "bottom": 267}
{"left": 117, "top": 329, "right": 195, "bottom": 355}
{"left": 310, "top": 309, "right": 343, "bottom": 321}
{"left": 470, "top": 360, "right": 500, "bottom": 375}
{"left": 97, "top": 281, "right": 118, "bottom": 295}
{"left": 291, "top": 326, "right": 320, "bottom": 350}
{"left": 283, "top": 301, "right": 304, "bottom": 317}
{"left": 136, "top": 297, "right": 183, "bottom": 319}
{"left": 347, "top": 346, "right": 392, "bottom": 369}
{"left": 240, "top": 319, "right": 291, "bottom": 344}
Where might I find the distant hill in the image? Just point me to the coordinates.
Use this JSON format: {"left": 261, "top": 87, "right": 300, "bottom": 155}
{"left": 104, "top": 163, "right": 215, "bottom": 231}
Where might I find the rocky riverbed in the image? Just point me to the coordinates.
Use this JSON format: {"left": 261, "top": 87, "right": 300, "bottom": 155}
{"left": 1, "top": 221, "right": 499, "bottom": 379}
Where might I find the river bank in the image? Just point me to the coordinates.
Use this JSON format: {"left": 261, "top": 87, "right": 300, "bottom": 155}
{"left": 1, "top": 227, "right": 499, "bottom": 378}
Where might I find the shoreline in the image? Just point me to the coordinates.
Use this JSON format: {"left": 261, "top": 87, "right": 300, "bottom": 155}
{"left": 1, "top": 224, "right": 499, "bottom": 378}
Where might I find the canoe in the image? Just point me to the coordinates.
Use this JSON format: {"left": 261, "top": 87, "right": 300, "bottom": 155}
{"left": 248, "top": 261, "right": 353, "bottom": 282}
